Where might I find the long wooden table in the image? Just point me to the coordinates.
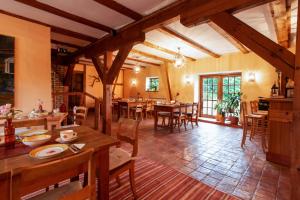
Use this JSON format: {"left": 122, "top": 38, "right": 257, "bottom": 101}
{"left": 0, "top": 126, "right": 118, "bottom": 200}
{"left": 154, "top": 104, "right": 191, "bottom": 133}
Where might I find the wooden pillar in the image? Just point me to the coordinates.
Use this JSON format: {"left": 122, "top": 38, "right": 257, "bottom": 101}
{"left": 291, "top": 0, "right": 300, "bottom": 198}
{"left": 102, "top": 51, "right": 113, "bottom": 135}
{"left": 161, "top": 62, "right": 172, "bottom": 101}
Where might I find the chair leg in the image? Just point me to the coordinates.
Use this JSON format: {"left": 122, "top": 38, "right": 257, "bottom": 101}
{"left": 116, "top": 176, "right": 122, "bottom": 187}
{"left": 183, "top": 119, "right": 187, "bottom": 131}
{"left": 241, "top": 125, "right": 247, "bottom": 148}
{"left": 191, "top": 118, "right": 194, "bottom": 129}
{"left": 129, "top": 166, "right": 138, "bottom": 199}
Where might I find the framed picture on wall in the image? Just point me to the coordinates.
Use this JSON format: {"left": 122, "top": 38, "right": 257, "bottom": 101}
{"left": 0, "top": 34, "right": 15, "bottom": 106}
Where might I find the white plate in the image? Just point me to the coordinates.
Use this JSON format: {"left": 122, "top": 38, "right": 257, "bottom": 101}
{"left": 29, "top": 144, "right": 68, "bottom": 159}
{"left": 18, "top": 129, "right": 48, "bottom": 137}
{"left": 55, "top": 136, "right": 78, "bottom": 144}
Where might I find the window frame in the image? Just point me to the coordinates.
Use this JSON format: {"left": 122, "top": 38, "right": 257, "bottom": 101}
{"left": 145, "top": 76, "right": 159, "bottom": 92}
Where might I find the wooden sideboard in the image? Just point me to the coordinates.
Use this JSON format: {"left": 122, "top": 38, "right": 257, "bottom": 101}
{"left": 266, "top": 98, "right": 293, "bottom": 166}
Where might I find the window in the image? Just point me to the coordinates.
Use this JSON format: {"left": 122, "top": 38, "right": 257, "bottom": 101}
{"left": 200, "top": 73, "right": 241, "bottom": 117}
{"left": 146, "top": 77, "right": 159, "bottom": 92}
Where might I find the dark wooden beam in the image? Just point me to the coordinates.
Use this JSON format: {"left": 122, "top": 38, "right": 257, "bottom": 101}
{"left": 91, "top": 57, "right": 104, "bottom": 82}
{"left": 93, "top": 0, "right": 143, "bottom": 20}
{"left": 107, "top": 44, "right": 133, "bottom": 84}
{"left": 63, "top": 64, "right": 75, "bottom": 86}
{"left": 0, "top": 10, "right": 97, "bottom": 42}
{"left": 15, "top": 0, "right": 113, "bottom": 33}
{"left": 158, "top": 27, "right": 220, "bottom": 58}
{"left": 180, "top": 0, "right": 272, "bottom": 27}
{"left": 51, "top": 40, "right": 82, "bottom": 49}
{"left": 126, "top": 57, "right": 161, "bottom": 66}
{"left": 209, "top": 12, "right": 294, "bottom": 78}
{"left": 71, "top": 0, "right": 271, "bottom": 61}
{"left": 81, "top": 30, "right": 145, "bottom": 58}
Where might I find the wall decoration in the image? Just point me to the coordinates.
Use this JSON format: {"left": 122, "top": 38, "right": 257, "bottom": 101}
{"left": 0, "top": 35, "right": 14, "bottom": 106}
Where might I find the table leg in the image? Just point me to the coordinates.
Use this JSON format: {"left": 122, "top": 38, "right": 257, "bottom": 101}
{"left": 118, "top": 104, "right": 121, "bottom": 120}
{"left": 154, "top": 109, "right": 158, "bottom": 131}
{"left": 97, "top": 148, "right": 109, "bottom": 200}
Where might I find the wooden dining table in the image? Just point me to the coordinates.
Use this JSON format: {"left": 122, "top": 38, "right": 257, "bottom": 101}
{"left": 117, "top": 100, "right": 147, "bottom": 119}
{"left": 0, "top": 126, "right": 118, "bottom": 200}
{"left": 154, "top": 103, "right": 192, "bottom": 133}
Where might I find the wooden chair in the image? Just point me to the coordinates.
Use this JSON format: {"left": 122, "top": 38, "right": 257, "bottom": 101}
{"left": 145, "top": 100, "right": 154, "bottom": 118}
{"left": 241, "top": 101, "right": 267, "bottom": 151}
{"left": 157, "top": 111, "right": 171, "bottom": 127}
{"left": 250, "top": 100, "right": 259, "bottom": 114}
{"left": 0, "top": 171, "right": 11, "bottom": 200}
{"left": 187, "top": 102, "right": 200, "bottom": 128}
{"left": 109, "top": 118, "right": 140, "bottom": 199}
{"left": 11, "top": 149, "right": 96, "bottom": 200}
{"left": 173, "top": 103, "right": 188, "bottom": 131}
{"left": 130, "top": 104, "right": 144, "bottom": 120}
{"left": 74, "top": 106, "right": 88, "bottom": 125}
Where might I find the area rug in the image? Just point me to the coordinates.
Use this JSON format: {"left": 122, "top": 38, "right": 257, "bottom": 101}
{"left": 109, "top": 158, "right": 237, "bottom": 200}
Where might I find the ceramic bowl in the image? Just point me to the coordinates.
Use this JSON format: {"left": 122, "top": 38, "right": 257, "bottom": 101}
{"left": 22, "top": 134, "right": 51, "bottom": 147}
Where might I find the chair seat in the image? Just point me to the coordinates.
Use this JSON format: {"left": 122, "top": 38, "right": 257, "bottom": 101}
{"left": 29, "top": 181, "right": 82, "bottom": 200}
{"left": 109, "top": 147, "right": 132, "bottom": 171}
{"left": 186, "top": 112, "right": 193, "bottom": 116}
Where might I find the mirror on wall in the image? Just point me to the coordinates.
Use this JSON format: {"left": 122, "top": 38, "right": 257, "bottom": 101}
{"left": 0, "top": 34, "right": 14, "bottom": 106}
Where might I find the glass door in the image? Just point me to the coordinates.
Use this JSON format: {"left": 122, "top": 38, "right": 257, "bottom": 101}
{"left": 201, "top": 77, "right": 219, "bottom": 117}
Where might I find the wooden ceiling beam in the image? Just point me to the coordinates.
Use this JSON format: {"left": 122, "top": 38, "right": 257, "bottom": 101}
{"left": 270, "top": 0, "right": 292, "bottom": 48}
{"left": 158, "top": 27, "right": 220, "bottom": 58}
{"left": 209, "top": 12, "right": 295, "bottom": 78}
{"left": 71, "top": 0, "right": 271, "bottom": 61}
{"left": 0, "top": 10, "right": 97, "bottom": 42}
{"left": 15, "top": 0, "right": 113, "bottom": 33}
{"left": 143, "top": 41, "right": 196, "bottom": 61}
{"left": 93, "top": 0, "right": 143, "bottom": 20}
{"left": 51, "top": 40, "right": 82, "bottom": 49}
{"left": 207, "top": 22, "right": 250, "bottom": 54}
{"left": 91, "top": 56, "right": 104, "bottom": 82}
{"left": 180, "top": 0, "right": 273, "bottom": 27}
{"left": 131, "top": 49, "right": 172, "bottom": 63}
{"left": 107, "top": 45, "right": 133, "bottom": 83}
{"left": 126, "top": 57, "right": 161, "bottom": 67}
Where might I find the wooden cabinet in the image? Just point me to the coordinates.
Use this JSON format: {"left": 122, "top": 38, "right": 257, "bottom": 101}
{"left": 266, "top": 98, "right": 293, "bottom": 166}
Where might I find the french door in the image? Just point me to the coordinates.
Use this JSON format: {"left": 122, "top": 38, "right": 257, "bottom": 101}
{"left": 200, "top": 73, "right": 241, "bottom": 118}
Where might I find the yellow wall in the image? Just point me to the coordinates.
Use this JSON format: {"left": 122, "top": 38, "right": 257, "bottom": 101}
{"left": 124, "top": 51, "right": 278, "bottom": 102}
{"left": 0, "top": 13, "right": 52, "bottom": 113}
{"left": 74, "top": 64, "right": 124, "bottom": 108}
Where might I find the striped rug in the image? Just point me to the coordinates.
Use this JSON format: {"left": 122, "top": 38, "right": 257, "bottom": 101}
{"left": 109, "top": 158, "right": 237, "bottom": 200}
{"left": 23, "top": 158, "right": 237, "bottom": 200}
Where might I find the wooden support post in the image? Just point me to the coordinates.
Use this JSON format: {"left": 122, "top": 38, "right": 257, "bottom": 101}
{"left": 63, "top": 64, "right": 75, "bottom": 86}
{"left": 161, "top": 62, "right": 172, "bottom": 101}
{"left": 291, "top": 0, "right": 300, "bottom": 199}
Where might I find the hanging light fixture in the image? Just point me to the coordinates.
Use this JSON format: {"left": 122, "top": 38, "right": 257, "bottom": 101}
{"left": 174, "top": 47, "right": 185, "bottom": 68}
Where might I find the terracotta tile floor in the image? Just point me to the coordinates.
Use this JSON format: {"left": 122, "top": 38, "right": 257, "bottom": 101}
{"left": 88, "top": 115, "right": 291, "bottom": 200}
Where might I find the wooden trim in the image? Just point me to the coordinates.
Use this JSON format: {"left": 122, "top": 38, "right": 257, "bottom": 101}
{"left": 51, "top": 40, "right": 82, "bottom": 49}
{"left": 270, "top": 0, "right": 291, "bottom": 48}
{"left": 131, "top": 49, "right": 172, "bottom": 63}
{"left": 143, "top": 41, "right": 196, "bottom": 61}
{"left": 0, "top": 10, "right": 97, "bottom": 42}
{"left": 93, "top": 0, "right": 143, "bottom": 20}
{"left": 208, "top": 22, "right": 249, "bottom": 54}
{"left": 209, "top": 12, "right": 295, "bottom": 78}
{"left": 158, "top": 27, "right": 220, "bottom": 58}
{"left": 15, "top": 0, "right": 113, "bottom": 33}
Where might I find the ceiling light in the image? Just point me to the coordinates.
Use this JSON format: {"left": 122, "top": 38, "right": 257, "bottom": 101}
{"left": 174, "top": 47, "right": 185, "bottom": 68}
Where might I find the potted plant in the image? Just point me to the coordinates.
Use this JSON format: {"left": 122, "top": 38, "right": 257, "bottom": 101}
{"left": 224, "top": 92, "right": 242, "bottom": 125}
{"left": 214, "top": 100, "right": 226, "bottom": 123}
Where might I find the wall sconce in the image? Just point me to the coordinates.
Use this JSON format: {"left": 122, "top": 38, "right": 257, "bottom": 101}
{"left": 247, "top": 72, "right": 256, "bottom": 82}
{"left": 184, "top": 75, "right": 193, "bottom": 84}
{"left": 134, "top": 65, "right": 141, "bottom": 73}
{"left": 131, "top": 79, "right": 137, "bottom": 86}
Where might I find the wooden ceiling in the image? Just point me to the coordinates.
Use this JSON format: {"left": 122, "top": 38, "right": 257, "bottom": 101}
{"left": 0, "top": 0, "right": 296, "bottom": 67}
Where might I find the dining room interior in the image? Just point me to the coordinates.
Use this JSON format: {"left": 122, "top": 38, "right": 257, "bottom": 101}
{"left": 0, "top": 0, "right": 300, "bottom": 200}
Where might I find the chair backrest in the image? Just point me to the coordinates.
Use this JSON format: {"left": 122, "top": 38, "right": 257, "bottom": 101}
{"left": 74, "top": 106, "right": 88, "bottom": 120}
{"left": 179, "top": 103, "right": 188, "bottom": 115}
{"left": 250, "top": 100, "right": 258, "bottom": 113}
{"left": 0, "top": 118, "right": 48, "bottom": 129}
{"left": 135, "top": 104, "right": 143, "bottom": 113}
{"left": 0, "top": 171, "right": 11, "bottom": 200}
{"left": 241, "top": 101, "right": 248, "bottom": 122}
{"left": 191, "top": 102, "right": 199, "bottom": 116}
{"left": 116, "top": 118, "right": 140, "bottom": 157}
{"left": 11, "top": 149, "right": 95, "bottom": 200}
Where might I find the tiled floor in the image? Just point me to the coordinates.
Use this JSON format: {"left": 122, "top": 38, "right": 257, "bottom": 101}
{"left": 88, "top": 115, "right": 291, "bottom": 200}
